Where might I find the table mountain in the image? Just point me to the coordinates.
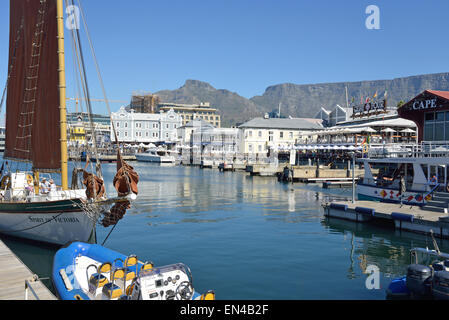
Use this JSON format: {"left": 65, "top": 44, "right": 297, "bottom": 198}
{"left": 155, "top": 73, "right": 449, "bottom": 127}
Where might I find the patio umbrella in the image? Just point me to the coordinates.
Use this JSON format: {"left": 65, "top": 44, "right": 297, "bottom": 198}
{"left": 381, "top": 128, "right": 396, "bottom": 133}
{"left": 400, "top": 128, "right": 416, "bottom": 133}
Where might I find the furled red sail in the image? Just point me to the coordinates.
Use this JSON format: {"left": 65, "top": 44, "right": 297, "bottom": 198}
{"left": 5, "top": 0, "right": 61, "bottom": 171}
{"left": 113, "top": 151, "right": 139, "bottom": 196}
{"left": 101, "top": 151, "right": 139, "bottom": 227}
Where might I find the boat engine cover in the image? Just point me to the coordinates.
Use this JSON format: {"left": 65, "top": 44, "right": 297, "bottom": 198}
{"left": 406, "top": 264, "right": 432, "bottom": 296}
{"left": 432, "top": 271, "right": 449, "bottom": 300}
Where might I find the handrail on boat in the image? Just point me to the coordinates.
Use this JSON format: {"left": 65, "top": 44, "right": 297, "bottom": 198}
{"left": 422, "top": 183, "right": 440, "bottom": 204}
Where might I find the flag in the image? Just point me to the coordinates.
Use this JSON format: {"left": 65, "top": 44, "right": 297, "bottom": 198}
{"left": 373, "top": 91, "right": 378, "bottom": 99}
{"left": 384, "top": 90, "right": 388, "bottom": 98}
{"left": 351, "top": 97, "right": 355, "bottom": 104}
{"left": 365, "top": 97, "right": 370, "bottom": 103}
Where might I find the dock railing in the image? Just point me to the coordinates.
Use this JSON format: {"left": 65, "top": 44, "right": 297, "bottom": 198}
{"left": 24, "top": 276, "right": 51, "bottom": 300}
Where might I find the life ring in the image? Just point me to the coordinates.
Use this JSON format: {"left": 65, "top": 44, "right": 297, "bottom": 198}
{"left": 26, "top": 174, "right": 34, "bottom": 186}
{"left": 0, "top": 175, "right": 11, "bottom": 190}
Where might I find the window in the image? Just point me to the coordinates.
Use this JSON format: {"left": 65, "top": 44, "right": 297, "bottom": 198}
{"left": 116, "top": 122, "right": 120, "bottom": 128}
{"left": 258, "top": 145, "right": 262, "bottom": 152}
{"left": 258, "top": 131, "right": 262, "bottom": 137}
{"left": 424, "top": 111, "right": 448, "bottom": 141}
{"left": 125, "top": 123, "right": 128, "bottom": 128}
{"left": 248, "top": 131, "right": 252, "bottom": 137}
{"left": 289, "top": 132, "right": 293, "bottom": 139}
{"left": 280, "top": 132, "right": 284, "bottom": 139}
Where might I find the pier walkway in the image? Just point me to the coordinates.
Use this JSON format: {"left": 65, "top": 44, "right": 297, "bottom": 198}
{"left": 324, "top": 200, "right": 449, "bottom": 239}
{"left": 0, "top": 240, "right": 56, "bottom": 300}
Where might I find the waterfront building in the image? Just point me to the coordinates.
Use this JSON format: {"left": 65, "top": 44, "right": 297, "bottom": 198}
{"left": 129, "top": 93, "right": 160, "bottom": 114}
{"left": 238, "top": 117, "right": 324, "bottom": 156}
{"left": 158, "top": 102, "right": 221, "bottom": 128}
{"left": 301, "top": 117, "right": 417, "bottom": 147}
{"left": 192, "top": 127, "right": 242, "bottom": 156}
{"left": 397, "top": 90, "right": 449, "bottom": 143}
{"left": 177, "top": 120, "right": 214, "bottom": 147}
{"left": 111, "top": 106, "right": 181, "bottom": 144}
{"left": 67, "top": 112, "right": 111, "bottom": 146}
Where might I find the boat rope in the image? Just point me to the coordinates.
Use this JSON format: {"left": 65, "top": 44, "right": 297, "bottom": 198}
{"left": 65, "top": 0, "right": 103, "bottom": 184}
{"left": 0, "top": 211, "right": 65, "bottom": 234}
{"left": 101, "top": 221, "right": 119, "bottom": 246}
{"left": 76, "top": 0, "right": 120, "bottom": 152}
{"left": 76, "top": 0, "right": 135, "bottom": 196}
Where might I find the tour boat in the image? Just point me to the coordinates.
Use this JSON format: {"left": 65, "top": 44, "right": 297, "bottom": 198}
{"left": 135, "top": 148, "right": 176, "bottom": 164}
{"left": 0, "top": 0, "right": 139, "bottom": 245}
{"left": 52, "top": 242, "right": 215, "bottom": 300}
{"left": 357, "top": 155, "right": 448, "bottom": 205}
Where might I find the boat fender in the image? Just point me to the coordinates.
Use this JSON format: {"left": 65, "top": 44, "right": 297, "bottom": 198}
{"left": 0, "top": 175, "right": 11, "bottom": 190}
{"left": 59, "top": 268, "right": 73, "bottom": 291}
{"left": 330, "top": 203, "right": 348, "bottom": 211}
{"left": 26, "top": 174, "right": 33, "bottom": 186}
{"left": 355, "top": 207, "right": 375, "bottom": 216}
{"left": 391, "top": 212, "right": 414, "bottom": 223}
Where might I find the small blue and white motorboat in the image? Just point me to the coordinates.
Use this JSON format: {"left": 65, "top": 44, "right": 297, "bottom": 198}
{"left": 52, "top": 242, "right": 215, "bottom": 300}
{"left": 387, "top": 233, "right": 449, "bottom": 300}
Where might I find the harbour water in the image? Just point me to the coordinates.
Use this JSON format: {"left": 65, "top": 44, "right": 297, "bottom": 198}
{"left": 2, "top": 162, "right": 449, "bottom": 300}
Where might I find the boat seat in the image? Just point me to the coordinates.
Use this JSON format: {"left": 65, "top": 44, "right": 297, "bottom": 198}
{"left": 124, "top": 255, "right": 138, "bottom": 281}
{"left": 126, "top": 282, "right": 137, "bottom": 296}
{"left": 87, "top": 262, "right": 111, "bottom": 291}
{"left": 102, "top": 268, "right": 125, "bottom": 300}
{"left": 200, "top": 290, "right": 216, "bottom": 300}
{"left": 140, "top": 261, "right": 154, "bottom": 274}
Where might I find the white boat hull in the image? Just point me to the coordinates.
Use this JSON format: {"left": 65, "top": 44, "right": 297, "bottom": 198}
{"left": 0, "top": 198, "right": 97, "bottom": 245}
{"left": 135, "top": 154, "right": 175, "bottom": 163}
{"left": 357, "top": 183, "right": 429, "bottom": 206}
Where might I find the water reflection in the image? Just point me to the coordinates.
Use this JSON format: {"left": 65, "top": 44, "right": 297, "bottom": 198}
{"left": 3, "top": 162, "right": 449, "bottom": 299}
{"left": 323, "top": 217, "right": 449, "bottom": 281}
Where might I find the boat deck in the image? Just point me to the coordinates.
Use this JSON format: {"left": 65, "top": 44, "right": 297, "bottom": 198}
{"left": 0, "top": 240, "right": 56, "bottom": 300}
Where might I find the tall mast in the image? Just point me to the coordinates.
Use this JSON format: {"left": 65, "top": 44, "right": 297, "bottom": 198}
{"left": 57, "top": 0, "right": 68, "bottom": 190}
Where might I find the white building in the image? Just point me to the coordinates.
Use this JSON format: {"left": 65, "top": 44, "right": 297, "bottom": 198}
{"left": 111, "top": 107, "right": 181, "bottom": 143}
{"left": 238, "top": 117, "right": 324, "bottom": 155}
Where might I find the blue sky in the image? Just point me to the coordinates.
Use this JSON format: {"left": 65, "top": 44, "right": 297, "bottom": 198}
{"left": 1, "top": 0, "right": 449, "bottom": 115}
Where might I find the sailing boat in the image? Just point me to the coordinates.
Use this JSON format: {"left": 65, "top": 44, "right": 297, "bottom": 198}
{"left": 0, "top": 0, "right": 139, "bottom": 245}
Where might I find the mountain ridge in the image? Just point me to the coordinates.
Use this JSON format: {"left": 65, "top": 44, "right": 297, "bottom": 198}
{"left": 155, "top": 72, "right": 449, "bottom": 127}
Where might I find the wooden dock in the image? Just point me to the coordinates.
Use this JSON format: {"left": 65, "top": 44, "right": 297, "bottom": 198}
{"left": 0, "top": 240, "right": 57, "bottom": 300}
{"left": 324, "top": 200, "right": 449, "bottom": 239}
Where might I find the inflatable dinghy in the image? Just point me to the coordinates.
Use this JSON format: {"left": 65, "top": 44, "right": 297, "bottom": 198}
{"left": 52, "top": 242, "right": 215, "bottom": 300}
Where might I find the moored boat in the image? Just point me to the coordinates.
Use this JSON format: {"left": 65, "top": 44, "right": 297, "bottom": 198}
{"left": 0, "top": 0, "right": 139, "bottom": 245}
{"left": 387, "top": 232, "right": 449, "bottom": 300}
{"left": 52, "top": 242, "right": 215, "bottom": 300}
{"left": 136, "top": 147, "right": 176, "bottom": 164}
{"left": 357, "top": 156, "right": 446, "bottom": 205}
